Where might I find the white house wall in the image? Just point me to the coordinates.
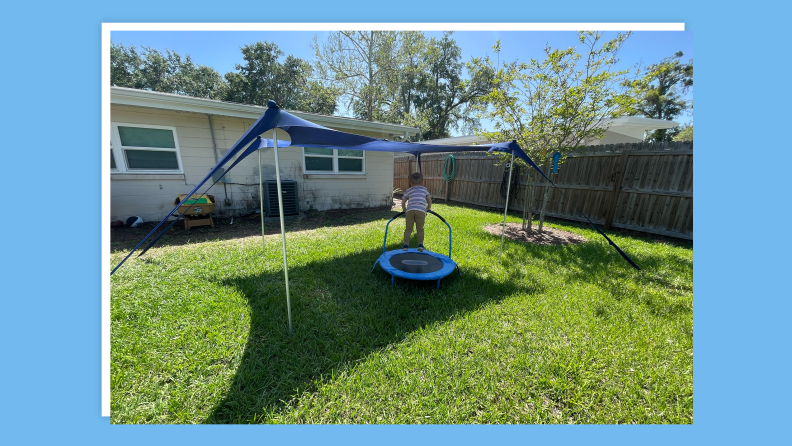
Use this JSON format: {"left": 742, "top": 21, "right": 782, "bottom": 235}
{"left": 110, "top": 104, "right": 394, "bottom": 222}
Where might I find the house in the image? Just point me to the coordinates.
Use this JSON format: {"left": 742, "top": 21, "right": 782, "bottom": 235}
{"left": 110, "top": 87, "right": 419, "bottom": 222}
{"left": 587, "top": 116, "right": 679, "bottom": 145}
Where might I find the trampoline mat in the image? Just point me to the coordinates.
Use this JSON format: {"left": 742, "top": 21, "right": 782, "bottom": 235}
{"left": 388, "top": 252, "right": 444, "bottom": 274}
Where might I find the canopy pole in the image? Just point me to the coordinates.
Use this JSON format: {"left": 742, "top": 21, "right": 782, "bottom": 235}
{"left": 272, "top": 129, "right": 293, "bottom": 335}
{"left": 499, "top": 151, "right": 515, "bottom": 261}
{"left": 259, "top": 148, "right": 265, "bottom": 252}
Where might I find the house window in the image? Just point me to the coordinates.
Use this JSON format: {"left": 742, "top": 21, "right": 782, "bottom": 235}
{"left": 303, "top": 148, "right": 364, "bottom": 174}
{"left": 111, "top": 123, "right": 183, "bottom": 173}
{"left": 304, "top": 147, "right": 334, "bottom": 172}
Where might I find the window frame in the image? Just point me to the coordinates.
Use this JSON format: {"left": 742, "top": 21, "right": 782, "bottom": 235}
{"left": 302, "top": 147, "right": 365, "bottom": 175}
{"left": 110, "top": 122, "right": 184, "bottom": 174}
{"left": 110, "top": 140, "right": 118, "bottom": 172}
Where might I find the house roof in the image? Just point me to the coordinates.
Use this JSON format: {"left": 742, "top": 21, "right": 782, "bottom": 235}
{"left": 603, "top": 116, "right": 679, "bottom": 137}
{"left": 608, "top": 116, "right": 679, "bottom": 133}
{"left": 110, "top": 87, "right": 420, "bottom": 137}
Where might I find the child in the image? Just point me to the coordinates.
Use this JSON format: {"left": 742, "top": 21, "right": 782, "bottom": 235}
{"left": 401, "top": 171, "right": 432, "bottom": 252}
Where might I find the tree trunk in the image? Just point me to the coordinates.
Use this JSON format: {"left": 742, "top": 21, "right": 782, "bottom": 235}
{"left": 538, "top": 163, "right": 551, "bottom": 232}
{"left": 522, "top": 169, "right": 534, "bottom": 231}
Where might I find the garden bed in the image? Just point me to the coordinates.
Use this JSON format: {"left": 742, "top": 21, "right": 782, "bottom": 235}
{"left": 483, "top": 222, "right": 587, "bottom": 246}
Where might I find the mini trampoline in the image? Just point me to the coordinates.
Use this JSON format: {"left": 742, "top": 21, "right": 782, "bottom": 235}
{"left": 371, "top": 210, "right": 460, "bottom": 288}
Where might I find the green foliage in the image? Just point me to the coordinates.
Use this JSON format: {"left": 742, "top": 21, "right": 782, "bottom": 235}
{"left": 634, "top": 51, "right": 693, "bottom": 142}
{"left": 468, "top": 32, "right": 639, "bottom": 168}
{"left": 409, "top": 32, "right": 493, "bottom": 140}
{"left": 110, "top": 42, "right": 339, "bottom": 114}
{"left": 223, "top": 41, "right": 340, "bottom": 115}
{"left": 313, "top": 31, "right": 491, "bottom": 138}
{"left": 672, "top": 123, "right": 693, "bottom": 141}
{"left": 110, "top": 43, "right": 226, "bottom": 99}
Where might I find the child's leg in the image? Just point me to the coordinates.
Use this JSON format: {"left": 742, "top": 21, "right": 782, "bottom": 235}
{"left": 403, "top": 211, "right": 415, "bottom": 247}
{"left": 415, "top": 211, "right": 426, "bottom": 246}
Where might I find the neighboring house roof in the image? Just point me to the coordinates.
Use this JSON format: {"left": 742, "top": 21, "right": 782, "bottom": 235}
{"left": 110, "top": 87, "right": 420, "bottom": 137}
{"left": 599, "top": 116, "right": 679, "bottom": 140}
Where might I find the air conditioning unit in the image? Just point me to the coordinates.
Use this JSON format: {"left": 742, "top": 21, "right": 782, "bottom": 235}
{"left": 262, "top": 180, "right": 300, "bottom": 217}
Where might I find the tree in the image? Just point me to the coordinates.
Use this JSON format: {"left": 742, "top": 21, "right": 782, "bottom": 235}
{"left": 110, "top": 43, "right": 144, "bottom": 89}
{"left": 223, "top": 41, "right": 339, "bottom": 114}
{"left": 635, "top": 51, "right": 693, "bottom": 142}
{"left": 313, "top": 31, "right": 403, "bottom": 122}
{"left": 408, "top": 32, "right": 493, "bottom": 140}
{"left": 110, "top": 43, "right": 226, "bottom": 99}
{"left": 469, "top": 31, "right": 639, "bottom": 231}
{"left": 111, "top": 42, "right": 337, "bottom": 113}
{"left": 672, "top": 123, "right": 693, "bottom": 141}
{"left": 313, "top": 31, "right": 493, "bottom": 138}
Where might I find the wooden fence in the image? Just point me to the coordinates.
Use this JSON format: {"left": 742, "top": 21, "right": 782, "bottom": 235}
{"left": 394, "top": 141, "right": 693, "bottom": 240}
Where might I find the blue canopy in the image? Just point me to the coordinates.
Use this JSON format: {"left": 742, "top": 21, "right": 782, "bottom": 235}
{"left": 111, "top": 100, "right": 638, "bottom": 275}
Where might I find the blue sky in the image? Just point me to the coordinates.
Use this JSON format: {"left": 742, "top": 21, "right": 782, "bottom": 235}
{"left": 112, "top": 30, "right": 694, "bottom": 132}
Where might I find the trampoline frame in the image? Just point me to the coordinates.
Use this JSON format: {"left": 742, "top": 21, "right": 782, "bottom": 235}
{"left": 371, "top": 210, "right": 461, "bottom": 288}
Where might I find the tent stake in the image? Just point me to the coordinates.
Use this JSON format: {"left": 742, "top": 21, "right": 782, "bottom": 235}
{"left": 272, "top": 129, "right": 293, "bottom": 335}
{"left": 259, "top": 148, "right": 265, "bottom": 252}
{"left": 499, "top": 151, "right": 515, "bottom": 261}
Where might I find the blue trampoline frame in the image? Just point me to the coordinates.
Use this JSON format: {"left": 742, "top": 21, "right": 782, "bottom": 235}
{"left": 371, "top": 210, "right": 461, "bottom": 288}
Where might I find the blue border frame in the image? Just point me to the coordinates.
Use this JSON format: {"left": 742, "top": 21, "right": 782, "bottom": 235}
{"left": 8, "top": 1, "right": 791, "bottom": 445}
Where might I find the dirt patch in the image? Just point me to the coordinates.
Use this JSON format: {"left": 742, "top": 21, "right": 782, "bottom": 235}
{"left": 483, "top": 222, "right": 587, "bottom": 246}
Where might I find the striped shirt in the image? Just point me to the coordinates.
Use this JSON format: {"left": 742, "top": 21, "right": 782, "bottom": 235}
{"left": 403, "top": 186, "right": 430, "bottom": 213}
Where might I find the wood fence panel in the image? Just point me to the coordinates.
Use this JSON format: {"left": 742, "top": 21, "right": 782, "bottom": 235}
{"left": 393, "top": 141, "right": 693, "bottom": 240}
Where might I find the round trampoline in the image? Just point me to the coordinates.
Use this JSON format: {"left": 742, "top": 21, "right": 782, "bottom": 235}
{"left": 371, "top": 210, "right": 460, "bottom": 288}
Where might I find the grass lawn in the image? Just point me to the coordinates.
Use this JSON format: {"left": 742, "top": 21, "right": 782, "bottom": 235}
{"left": 110, "top": 203, "right": 693, "bottom": 424}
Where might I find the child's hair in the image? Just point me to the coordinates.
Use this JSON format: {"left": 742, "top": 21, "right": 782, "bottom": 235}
{"left": 409, "top": 171, "right": 424, "bottom": 185}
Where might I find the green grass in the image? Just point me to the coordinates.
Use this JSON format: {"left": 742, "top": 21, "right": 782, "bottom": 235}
{"left": 110, "top": 203, "right": 693, "bottom": 424}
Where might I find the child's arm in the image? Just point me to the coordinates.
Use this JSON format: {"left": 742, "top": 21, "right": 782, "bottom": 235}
{"left": 401, "top": 192, "right": 408, "bottom": 212}
{"left": 426, "top": 194, "right": 432, "bottom": 211}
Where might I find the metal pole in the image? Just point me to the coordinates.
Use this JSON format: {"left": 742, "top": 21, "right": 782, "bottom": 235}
{"left": 499, "top": 151, "right": 515, "bottom": 261}
{"left": 272, "top": 130, "right": 293, "bottom": 335}
{"left": 259, "top": 148, "right": 265, "bottom": 252}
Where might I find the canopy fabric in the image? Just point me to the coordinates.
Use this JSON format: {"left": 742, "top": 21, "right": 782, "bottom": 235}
{"left": 111, "top": 100, "right": 638, "bottom": 274}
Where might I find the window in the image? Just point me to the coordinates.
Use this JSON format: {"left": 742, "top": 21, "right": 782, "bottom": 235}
{"left": 110, "top": 123, "right": 183, "bottom": 173}
{"left": 303, "top": 148, "right": 364, "bottom": 174}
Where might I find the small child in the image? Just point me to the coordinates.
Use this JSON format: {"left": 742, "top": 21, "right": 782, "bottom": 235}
{"left": 401, "top": 171, "right": 432, "bottom": 252}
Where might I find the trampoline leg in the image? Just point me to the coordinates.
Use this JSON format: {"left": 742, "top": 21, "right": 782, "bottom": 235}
{"left": 370, "top": 260, "right": 379, "bottom": 273}
{"left": 391, "top": 275, "right": 394, "bottom": 286}
{"left": 436, "top": 278, "right": 441, "bottom": 289}
{"left": 458, "top": 266, "right": 462, "bottom": 277}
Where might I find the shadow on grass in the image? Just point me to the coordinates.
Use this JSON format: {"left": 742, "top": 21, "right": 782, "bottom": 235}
{"left": 482, "top": 229, "right": 693, "bottom": 319}
{"left": 110, "top": 206, "right": 400, "bottom": 253}
{"left": 203, "top": 245, "right": 535, "bottom": 423}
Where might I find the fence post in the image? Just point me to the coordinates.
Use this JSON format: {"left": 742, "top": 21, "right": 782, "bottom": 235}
{"left": 604, "top": 146, "right": 632, "bottom": 229}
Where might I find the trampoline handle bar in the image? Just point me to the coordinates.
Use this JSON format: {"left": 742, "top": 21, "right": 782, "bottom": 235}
{"left": 427, "top": 210, "right": 452, "bottom": 259}
{"left": 382, "top": 211, "right": 406, "bottom": 254}
{"left": 427, "top": 209, "right": 446, "bottom": 223}
{"left": 382, "top": 210, "right": 452, "bottom": 259}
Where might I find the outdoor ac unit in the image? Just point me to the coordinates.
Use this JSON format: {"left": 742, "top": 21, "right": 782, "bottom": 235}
{"left": 262, "top": 180, "right": 300, "bottom": 217}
